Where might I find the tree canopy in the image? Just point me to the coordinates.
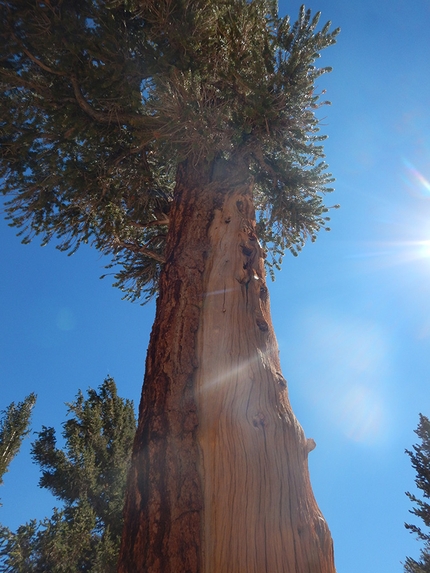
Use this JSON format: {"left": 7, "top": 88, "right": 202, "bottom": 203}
{"left": 0, "top": 0, "right": 339, "bottom": 301}
{"left": 405, "top": 414, "right": 430, "bottom": 573}
{"left": 0, "top": 378, "right": 136, "bottom": 573}
{"left": 0, "top": 393, "right": 36, "bottom": 494}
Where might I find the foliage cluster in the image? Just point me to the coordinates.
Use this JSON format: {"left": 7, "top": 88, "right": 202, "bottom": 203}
{"left": 0, "top": 378, "right": 136, "bottom": 573}
{"left": 0, "top": 393, "right": 36, "bottom": 493}
{"left": 405, "top": 414, "right": 430, "bottom": 573}
{"left": 1, "top": 0, "right": 339, "bottom": 301}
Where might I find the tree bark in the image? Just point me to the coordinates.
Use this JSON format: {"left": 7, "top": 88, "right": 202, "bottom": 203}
{"left": 118, "top": 161, "right": 336, "bottom": 573}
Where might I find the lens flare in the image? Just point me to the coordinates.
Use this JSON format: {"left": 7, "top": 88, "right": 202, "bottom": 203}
{"left": 56, "top": 307, "right": 76, "bottom": 331}
{"left": 338, "top": 385, "right": 384, "bottom": 443}
{"left": 403, "top": 159, "right": 430, "bottom": 196}
{"left": 286, "top": 309, "right": 391, "bottom": 446}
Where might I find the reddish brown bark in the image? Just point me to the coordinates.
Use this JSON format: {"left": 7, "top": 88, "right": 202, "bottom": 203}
{"left": 118, "top": 161, "right": 336, "bottom": 573}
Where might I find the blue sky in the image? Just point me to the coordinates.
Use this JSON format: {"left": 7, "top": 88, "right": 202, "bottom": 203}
{"left": 1, "top": 0, "right": 430, "bottom": 571}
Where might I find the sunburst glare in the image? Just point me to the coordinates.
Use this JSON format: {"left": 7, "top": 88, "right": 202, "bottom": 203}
{"left": 348, "top": 159, "right": 430, "bottom": 272}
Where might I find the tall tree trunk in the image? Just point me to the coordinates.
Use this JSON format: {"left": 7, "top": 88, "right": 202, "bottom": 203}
{"left": 118, "top": 161, "right": 336, "bottom": 573}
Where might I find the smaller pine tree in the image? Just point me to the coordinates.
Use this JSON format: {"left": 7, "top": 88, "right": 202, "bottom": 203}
{"left": 0, "top": 394, "right": 36, "bottom": 490}
{"left": 405, "top": 414, "right": 430, "bottom": 573}
{"left": 0, "top": 378, "right": 135, "bottom": 573}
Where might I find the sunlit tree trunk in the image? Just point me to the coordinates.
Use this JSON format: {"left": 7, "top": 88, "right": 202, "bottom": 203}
{"left": 118, "top": 161, "right": 336, "bottom": 573}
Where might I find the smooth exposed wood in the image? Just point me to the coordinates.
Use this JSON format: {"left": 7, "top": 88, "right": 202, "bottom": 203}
{"left": 118, "top": 162, "right": 336, "bottom": 573}
{"left": 197, "top": 185, "right": 335, "bottom": 573}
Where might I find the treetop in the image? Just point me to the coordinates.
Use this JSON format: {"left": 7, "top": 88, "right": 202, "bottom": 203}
{"left": 0, "top": 0, "right": 339, "bottom": 301}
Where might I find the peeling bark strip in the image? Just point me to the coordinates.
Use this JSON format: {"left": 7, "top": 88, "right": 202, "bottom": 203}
{"left": 118, "top": 161, "right": 335, "bottom": 573}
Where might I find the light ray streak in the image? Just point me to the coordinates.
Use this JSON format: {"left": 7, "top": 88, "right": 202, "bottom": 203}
{"left": 201, "top": 347, "right": 277, "bottom": 392}
{"left": 403, "top": 158, "right": 430, "bottom": 195}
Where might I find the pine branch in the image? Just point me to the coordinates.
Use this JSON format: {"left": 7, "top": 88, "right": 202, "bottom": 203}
{"left": 0, "top": 69, "right": 51, "bottom": 98}
{"left": 113, "top": 237, "right": 165, "bottom": 264}
{"left": 127, "top": 218, "right": 170, "bottom": 229}
{"left": 13, "top": 38, "right": 65, "bottom": 77}
{"left": 70, "top": 75, "right": 126, "bottom": 125}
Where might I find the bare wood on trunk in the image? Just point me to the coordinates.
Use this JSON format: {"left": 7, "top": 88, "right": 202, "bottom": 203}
{"left": 197, "top": 183, "right": 335, "bottom": 572}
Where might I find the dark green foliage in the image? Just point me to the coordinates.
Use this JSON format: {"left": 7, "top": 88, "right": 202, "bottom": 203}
{"left": 0, "top": 509, "right": 118, "bottom": 573}
{"left": 0, "top": 0, "right": 339, "bottom": 301}
{"left": 0, "top": 393, "right": 36, "bottom": 491}
{"left": 0, "top": 378, "right": 136, "bottom": 573}
{"left": 405, "top": 414, "right": 430, "bottom": 573}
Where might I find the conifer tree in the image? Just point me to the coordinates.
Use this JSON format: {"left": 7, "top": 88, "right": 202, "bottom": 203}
{"left": 405, "top": 414, "right": 430, "bottom": 573}
{"left": 0, "top": 1, "right": 340, "bottom": 571}
{"left": 0, "top": 378, "right": 136, "bottom": 573}
{"left": 0, "top": 394, "right": 36, "bottom": 492}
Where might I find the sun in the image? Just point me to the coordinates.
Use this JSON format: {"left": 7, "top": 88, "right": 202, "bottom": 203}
{"left": 416, "top": 240, "right": 430, "bottom": 259}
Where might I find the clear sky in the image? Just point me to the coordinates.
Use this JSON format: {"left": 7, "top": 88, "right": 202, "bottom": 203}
{"left": 1, "top": 1, "right": 430, "bottom": 571}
